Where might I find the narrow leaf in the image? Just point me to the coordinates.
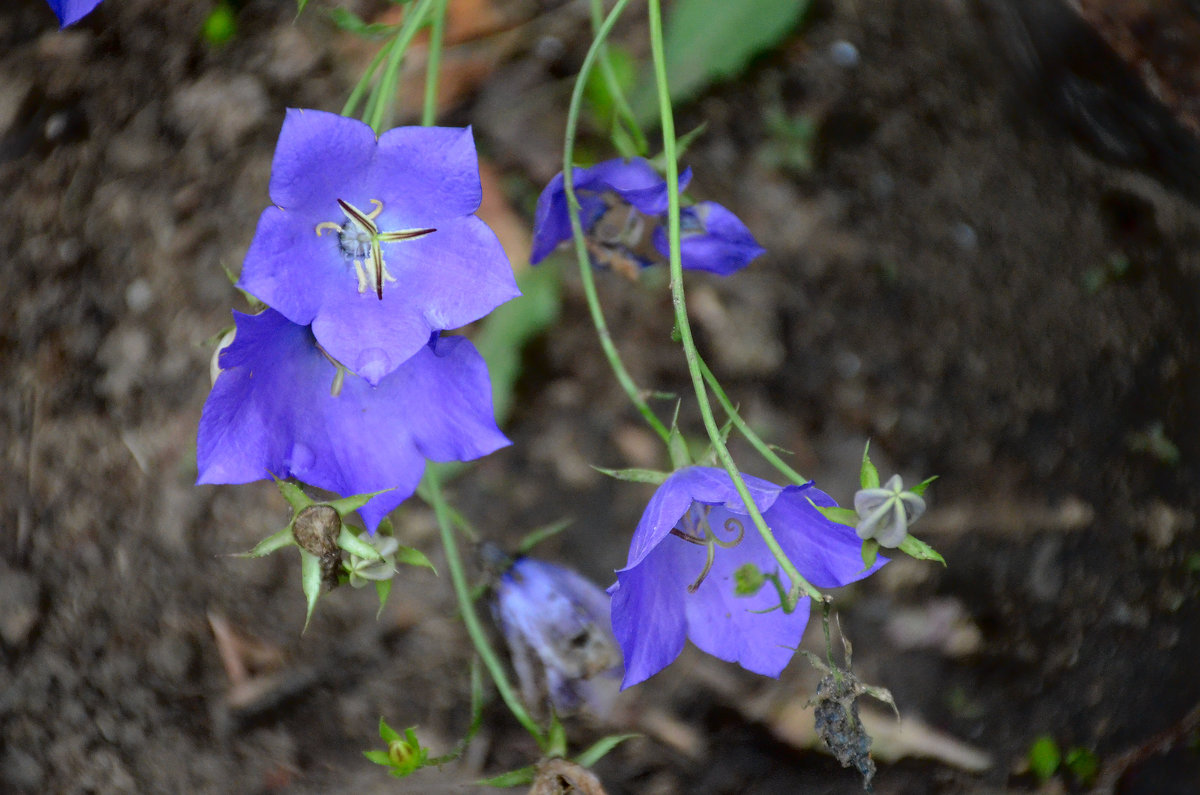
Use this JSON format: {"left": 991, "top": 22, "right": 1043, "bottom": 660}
{"left": 300, "top": 549, "right": 323, "bottom": 632}
{"left": 910, "top": 475, "right": 939, "bottom": 497}
{"left": 860, "top": 538, "right": 880, "bottom": 570}
{"left": 517, "top": 518, "right": 574, "bottom": 554}
{"left": 812, "top": 502, "right": 858, "bottom": 527}
{"left": 395, "top": 545, "right": 436, "bottom": 573}
{"left": 274, "top": 476, "right": 312, "bottom": 512}
{"left": 374, "top": 579, "right": 392, "bottom": 619}
{"left": 237, "top": 526, "right": 296, "bottom": 558}
{"left": 592, "top": 466, "right": 671, "bottom": 485}
{"left": 898, "top": 534, "right": 946, "bottom": 566}
{"left": 379, "top": 716, "right": 401, "bottom": 744}
{"left": 860, "top": 441, "right": 880, "bottom": 490}
{"left": 326, "top": 487, "right": 393, "bottom": 516}
{"left": 363, "top": 750, "right": 393, "bottom": 766}
{"left": 575, "top": 734, "right": 640, "bottom": 768}
{"left": 477, "top": 766, "right": 536, "bottom": 787}
{"left": 338, "top": 526, "right": 383, "bottom": 560}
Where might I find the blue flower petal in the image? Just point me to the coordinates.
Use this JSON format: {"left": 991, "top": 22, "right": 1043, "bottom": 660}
{"left": 652, "top": 202, "right": 765, "bottom": 275}
{"left": 47, "top": 0, "right": 103, "bottom": 27}
{"left": 196, "top": 309, "right": 509, "bottom": 531}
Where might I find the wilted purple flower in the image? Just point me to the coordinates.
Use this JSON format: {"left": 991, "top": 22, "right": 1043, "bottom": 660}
{"left": 610, "top": 467, "right": 884, "bottom": 688}
{"left": 854, "top": 473, "right": 926, "bottom": 548}
{"left": 651, "top": 201, "right": 765, "bottom": 275}
{"left": 196, "top": 309, "right": 509, "bottom": 531}
{"left": 46, "top": 0, "right": 102, "bottom": 27}
{"left": 490, "top": 552, "right": 622, "bottom": 716}
{"left": 238, "top": 109, "right": 519, "bottom": 385}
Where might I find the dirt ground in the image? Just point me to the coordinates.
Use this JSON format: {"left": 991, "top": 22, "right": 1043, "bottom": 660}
{"left": 3, "top": 0, "right": 1200, "bottom": 792}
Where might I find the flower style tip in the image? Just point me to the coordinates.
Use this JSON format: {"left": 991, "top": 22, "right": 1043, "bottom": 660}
{"left": 237, "top": 110, "right": 519, "bottom": 385}
{"left": 490, "top": 553, "right": 623, "bottom": 716}
{"left": 610, "top": 467, "right": 885, "bottom": 689}
{"left": 196, "top": 309, "right": 509, "bottom": 531}
{"left": 47, "top": 0, "right": 103, "bottom": 27}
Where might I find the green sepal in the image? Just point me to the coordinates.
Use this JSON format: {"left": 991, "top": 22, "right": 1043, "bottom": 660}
{"left": 667, "top": 421, "right": 692, "bottom": 470}
{"left": 812, "top": 501, "right": 858, "bottom": 528}
{"left": 910, "top": 475, "right": 938, "bottom": 497}
{"left": 326, "top": 487, "right": 393, "bottom": 517}
{"left": 237, "top": 526, "right": 296, "bottom": 558}
{"left": 338, "top": 526, "right": 384, "bottom": 561}
{"left": 517, "top": 518, "right": 574, "bottom": 554}
{"left": 860, "top": 441, "right": 880, "bottom": 490}
{"left": 378, "top": 716, "right": 401, "bottom": 744}
{"left": 395, "top": 545, "right": 436, "bottom": 574}
{"left": 649, "top": 122, "right": 708, "bottom": 170}
{"left": 299, "top": 549, "right": 323, "bottom": 632}
{"left": 575, "top": 734, "right": 640, "bottom": 768}
{"left": 363, "top": 750, "right": 392, "bottom": 766}
{"left": 374, "top": 579, "right": 392, "bottom": 620}
{"left": 733, "top": 562, "right": 766, "bottom": 596}
{"left": 860, "top": 539, "right": 880, "bottom": 570}
{"left": 477, "top": 766, "right": 536, "bottom": 787}
{"left": 898, "top": 534, "right": 946, "bottom": 566}
{"left": 274, "top": 476, "right": 313, "bottom": 512}
{"left": 592, "top": 466, "right": 671, "bottom": 485}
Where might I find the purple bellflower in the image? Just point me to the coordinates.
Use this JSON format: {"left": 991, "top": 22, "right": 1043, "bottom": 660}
{"left": 196, "top": 309, "right": 509, "bottom": 532}
{"left": 491, "top": 553, "right": 623, "bottom": 716}
{"left": 238, "top": 109, "right": 520, "bottom": 385}
{"left": 529, "top": 157, "right": 763, "bottom": 276}
{"left": 46, "top": 0, "right": 103, "bottom": 27}
{"left": 610, "top": 466, "right": 885, "bottom": 688}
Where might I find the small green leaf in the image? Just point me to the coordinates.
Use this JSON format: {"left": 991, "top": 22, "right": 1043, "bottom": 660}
{"left": 275, "top": 476, "right": 313, "bottom": 512}
{"left": 299, "top": 549, "right": 323, "bottom": 632}
{"left": 328, "top": 7, "right": 396, "bottom": 37}
{"left": 337, "top": 526, "right": 384, "bottom": 561}
{"left": 395, "top": 545, "right": 436, "bottom": 573}
{"left": 860, "top": 539, "right": 880, "bottom": 570}
{"left": 910, "top": 475, "right": 938, "bottom": 497}
{"left": 516, "top": 518, "right": 574, "bottom": 554}
{"left": 897, "top": 534, "right": 946, "bottom": 566}
{"left": 812, "top": 502, "right": 858, "bottom": 527}
{"left": 374, "top": 579, "right": 392, "bottom": 619}
{"left": 477, "top": 766, "right": 537, "bottom": 787}
{"left": 860, "top": 441, "right": 880, "bottom": 490}
{"left": 1028, "top": 735, "right": 1061, "bottom": 781}
{"left": 237, "top": 526, "right": 296, "bottom": 558}
{"left": 363, "top": 750, "right": 393, "bottom": 766}
{"left": 575, "top": 733, "right": 640, "bottom": 768}
{"left": 379, "top": 716, "right": 401, "bottom": 744}
{"left": 668, "top": 421, "right": 692, "bottom": 470}
{"left": 326, "top": 487, "right": 392, "bottom": 517}
{"left": 592, "top": 466, "right": 671, "bottom": 485}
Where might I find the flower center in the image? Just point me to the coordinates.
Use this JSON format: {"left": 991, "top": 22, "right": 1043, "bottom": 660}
{"left": 669, "top": 505, "right": 746, "bottom": 593}
{"left": 315, "top": 199, "right": 436, "bottom": 299}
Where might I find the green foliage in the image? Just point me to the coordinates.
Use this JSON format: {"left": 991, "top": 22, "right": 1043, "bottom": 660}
{"left": 478, "top": 766, "right": 536, "bottom": 787}
{"left": 733, "top": 562, "right": 766, "bottom": 596}
{"left": 1028, "top": 735, "right": 1061, "bottom": 781}
{"left": 859, "top": 441, "right": 880, "bottom": 490}
{"left": 633, "top": 0, "right": 813, "bottom": 123}
{"left": 1065, "top": 747, "right": 1099, "bottom": 785}
{"left": 328, "top": 7, "right": 397, "bottom": 38}
{"left": 202, "top": 3, "right": 237, "bottom": 47}
{"left": 574, "top": 734, "right": 638, "bottom": 768}
{"left": 365, "top": 719, "right": 430, "bottom": 778}
{"left": 592, "top": 466, "right": 671, "bottom": 485}
{"left": 516, "top": 518, "right": 574, "bottom": 555}
{"left": 898, "top": 533, "right": 946, "bottom": 566}
{"left": 860, "top": 539, "right": 880, "bottom": 570}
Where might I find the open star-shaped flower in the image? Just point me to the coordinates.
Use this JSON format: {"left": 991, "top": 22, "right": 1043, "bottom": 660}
{"left": 238, "top": 109, "right": 520, "bottom": 385}
{"left": 195, "top": 309, "right": 509, "bottom": 531}
{"left": 610, "top": 467, "right": 884, "bottom": 688}
{"left": 530, "top": 158, "right": 762, "bottom": 276}
{"left": 46, "top": 0, "right": 103, "bottom": 27}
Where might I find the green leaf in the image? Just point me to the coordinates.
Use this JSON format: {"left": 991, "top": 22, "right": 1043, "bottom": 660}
{"left": 296, "top": 0, "right": 310, "bottom": 15}
{"left": 591, "top": 466, "right": 671, "bottom": 485}
{"left": 516, "top": 518, "right": 574, "bottom": 555}
{"left": 860, "top": 441, "right": 880, "bottom": 490}
{"left": 395, "top": 545, "right": 436, "bottom": 573}
{"left": 275, "top": 476, "right": 313, "bottom": 512}
{"left": 1028, "top": 735, "right": 1061, "bottom": 781}
{"left": 1065, "top": 747, "right": 1099, "bottom": 785}
{"left": 898, "top": 534, "right": 946, "bottom": 566}
{"left": 337, "top": 526, "right": 383, "bottom": 561}
{"left": 326, "top": 487, "right": 393, "bottom": 517}
{"left": 546, "top": 713, "right": 568, "bottom": 758}
{"left": 363, "top": 750, "right": 393, "bottom": 766}
{"left": 633, "top": 0, "right": 812, "bottom": 123}
{"left": 574, "top": 734, "right": 640, "bottom": 768}
{"left": 910, "top": 475, "right": 938, "bottom": 497}
{"left": 202, "top": 2, "right": 237, "bottom": 47}
{"left": 477, "top": 766, "right": 536, "bottom": 787}
{"left": 374, "top": 579, "right": 392, "bottom": 619}
{"left": 300, "top": 549, "right": 323, "bottom": 632}
{"left": 474, "top": 265, "right": 562, "bottom": 424}
{"left": 328, "top": 7, "right": 396, "bottom": 37}
{"left": 237, "top": 526, "right": 296, "bottom": 558}
{"left": 379, "top": 716, "right": 401, "bottom": 744}
{"left": 860, "top": 539, "right": 880, "bottom": 570}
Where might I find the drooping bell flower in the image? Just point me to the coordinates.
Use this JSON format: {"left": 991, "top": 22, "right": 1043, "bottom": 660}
{"left": 46, "top": 0, "right": 103, "bottom": 27}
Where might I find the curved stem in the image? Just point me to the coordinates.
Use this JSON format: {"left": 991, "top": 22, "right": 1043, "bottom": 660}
{"left": 698, "top": 355, "right": 808, "bottom": 486}
{"left": 424, "top": 468, "right": 547, "bottom": 748}
{"left": 646, "top": 0, "right": 821, "bottom": 607}
{"left": 421, "top": 0, "right": 448, "bottom": 126}
{"left": 366, "top": 0, "right": 436, "bottom": 134}
{"left": 562, "top": 0, "right": 670, "bottom": 445}
{"left": 343, "top": 34, "right": 398, "bottom": 120}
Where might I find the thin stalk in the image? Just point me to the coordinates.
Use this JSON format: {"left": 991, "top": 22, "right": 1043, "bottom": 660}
{"left": 421, "top": 0, "right": 448, "bottom": 126}
{"left": 646, "top": 0, "right": 821, "bottom": 607}
{"left": 587, "top": 0, "right": 648, "bottom": 155}
{"left": 342, "top": 33, "right": 399, "bottom": 119}
{"left": 698, "top": 355, "right": 808, "bottom": 486}
{"left": 563, "top": 0, "right": 670, "bottom": 445}
{"left": 366, "top": 0, "right": 436, "bottom": 134}
{"left": 424, "top": 469, "right": 546, "bottom": 747}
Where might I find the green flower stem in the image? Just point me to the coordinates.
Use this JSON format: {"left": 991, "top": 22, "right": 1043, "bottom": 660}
{"left": 646, "top": 0, "right": 821, "bottom": 608}
{"left": 366, "top": 0, "right": 437, "bottom": 134}
{"left": 698, "top": 355, "right": 808, "bottom": 486}
{"left": 562, "top": 0, "right": 670, "bottom": 446}
{"left": 342, "top": 34, "right": 397, "bottom": 120}
{"left": 424, "top": 468, "right": 547, "bottom": 747}
{"left": 421, "top": 0, "right": 448, "bottom": 127}
{"left": 587, "top": 0, "right": 647, "bottom": 155}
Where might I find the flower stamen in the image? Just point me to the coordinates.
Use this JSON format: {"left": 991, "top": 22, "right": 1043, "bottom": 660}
{"left": 314, "top": 199, "right": 436, "bottom": 300}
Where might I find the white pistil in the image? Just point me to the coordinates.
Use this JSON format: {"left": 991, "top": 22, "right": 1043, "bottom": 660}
{"left": 314, "top": 199, "right": 435, "bottom": 300}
